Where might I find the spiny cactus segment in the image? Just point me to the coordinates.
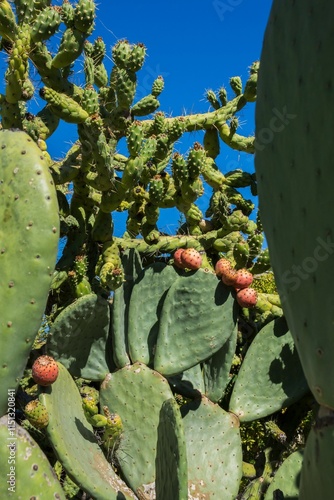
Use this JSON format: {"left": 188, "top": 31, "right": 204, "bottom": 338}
{"left": 0, "top": 1, "right": 315, "bottom": 498}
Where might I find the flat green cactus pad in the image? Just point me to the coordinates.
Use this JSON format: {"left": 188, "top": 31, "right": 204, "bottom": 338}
{"left": 0, "top": 130, "right": 59, "bottom": 416}
{"left": 229, "top": 317, "right": 309, "bottom": 421}
{"left": 40, "top": 363, "right": 136, "bottom": 500}
{"left": 127, "top": 262, "right": 180, "bottom": 366}
{"left": 264, "top": 449, "right": 303, "bottom": 500}
{"left": 100, "top": 362, "right": 175, "bottom": 494}
{"left": 155, "top": 398, "right": 188, "bottom": 500}
{"left": 299, "top": 408, "right": 334, "bottom": 500}
{"left": 154, "top": 269, "right": 237, "bottom": 376}
{"left": 181, "top": 397, "right": 242, "bottom": 498}
{"left": 47, "top": 293, "right": 112, "bottom": 381}
{"left": 111, "top": 248, "right": 142, "bottom": 368}
{"left": 0, "top": 415, "right": 66, "bottom": 499}
{"left": 203, "top": 324, "right": 237, "bottom": 403}
{"left": 255, "top": 0, "right": 334, "bottom": 408}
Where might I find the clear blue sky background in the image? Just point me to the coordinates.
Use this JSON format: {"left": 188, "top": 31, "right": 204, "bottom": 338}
{"left": 2, "top": 1, "right": 273, "bottom": 238}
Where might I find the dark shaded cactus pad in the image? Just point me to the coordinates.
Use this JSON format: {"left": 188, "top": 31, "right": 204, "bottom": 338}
{"left": 127, "top": 262, "right": 179, "bottom": 366}
{"left": 47, "top": 293, "right": 112, "bottom": 381}
{"left": 264, "top": 449, "right": 303, "bottom": 500}
{"left": 155, "top": 398, "right": 188, "bottom": 499}
{"left": 255, "top": 0, "right": 334, "bottom": 409}
{"left": 154, "top": 269, "right": 237, "bottom": 376}
{"left": 229, "top": 317, "right": 309, "bottom": 422}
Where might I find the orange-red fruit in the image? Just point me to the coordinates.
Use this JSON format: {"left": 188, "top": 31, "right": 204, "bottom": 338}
{"left": 180, "top": 248, "right": 202, "bottom": 270}
{"left": 173, "top": 248, "right": 185, "bottom": 269}
{"left": 32, "top": 355, "right": 59, "bottom": 386}
{"left": 233, "top": 269, "right": 254, "bottom": 289}
{"left": 220, "top": 266, "right": 238, "bottom": 286}
{"left": 236, "top": 288, "right": 258, "bottom": 308}
{"left": 215, "top": 258, "right": 232, "bottom": 277}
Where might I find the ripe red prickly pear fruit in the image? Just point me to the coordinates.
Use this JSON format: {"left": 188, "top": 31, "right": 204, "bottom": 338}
{"left": 233, "top": 268, "right": 254, "bottom": 289}
{"left": 215, "top": 258, "right": 232, "bottom": 277}
{"left": 180, "top": 248, "right": 202, "bottom": 270}
{"left": 236, "top": 288, "right": 258, "bottom": 308}
{"left": 221, "top": 268, "right": 238, "bottom": 286}
{"left": 173, "top": 248, "right": 186, "bottom": 269}
{"left": 32, "top": 355, "right": 59, "bottom": 386}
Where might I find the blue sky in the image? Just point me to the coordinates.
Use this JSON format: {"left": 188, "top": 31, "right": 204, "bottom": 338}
{"left": 1, "top": 1, "right": 273, "bottom": 238}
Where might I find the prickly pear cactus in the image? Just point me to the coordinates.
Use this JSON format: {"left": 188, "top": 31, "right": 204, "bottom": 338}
{"left": 0, "top": 415, "right": 65, "bottom": 499}
{"left": 255, "top": 1, "right": 334, "bottom": 496}
{"left": 40, "top": 362, "right": 136, "bottom": 499}
{"left": 0, "top": 130, "right": 59, "bottom": 416}
{"left": 0, "top": 1, "right": 318, "bottom": 497}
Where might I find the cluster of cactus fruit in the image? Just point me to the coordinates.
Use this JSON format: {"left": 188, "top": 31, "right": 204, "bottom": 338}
{"left": 0, "top": 1, "right": 326, "bottom": 498}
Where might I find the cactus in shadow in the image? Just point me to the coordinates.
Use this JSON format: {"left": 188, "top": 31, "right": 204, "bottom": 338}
{"left": 255, "top": 1, "right": 334, "bottom": 497}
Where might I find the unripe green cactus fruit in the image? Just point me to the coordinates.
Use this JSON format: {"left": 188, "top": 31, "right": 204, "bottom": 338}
{"left": 0, "top": 130, "right": 59, "bottom": 416}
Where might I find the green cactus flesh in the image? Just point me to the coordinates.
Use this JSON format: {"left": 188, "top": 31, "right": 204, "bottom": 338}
{"left": 202, "top": 323, "right": 237, "bottom": 403}
{"left": 229, "top": 317, "right": 309, "bottom": 422}
{"left": 264, "top": 449, "right": 303, "bottom": 500}
{"left": 40, "top": 363, "right": 136, "bottom": 499}
{"left": 155, "top": 398, "right": 188, "bottom": 500}
{"left": 154, "top": 269, "right": 237, "bottom": 376}
{"left": 167, "top": 363, "right": 205, "bottom": 399}
{"left": 255, "top": 0, "right": 334, "bottom": 408}
{"left": 0, "top": 415, "right": 66, "bottom": 499}
{"left": 127, "top": 262, "right": 180, "bottom": 366}
{"left": 111, "top": 248, "right": 142, "bottom": 368}
{"left": 0, "top": 130, "right": 59, "bottom": 416}
{"left": 299, "top": 407, "right": 334, "bottom": 499}
{"left": 47, "top": 294, "right": 112, "bottom": 381}
{"left": 100, "top": 362, "right": 174, "bottom": 493}
{"left": 180, "top": 397, "right": 242, "bottom": 498}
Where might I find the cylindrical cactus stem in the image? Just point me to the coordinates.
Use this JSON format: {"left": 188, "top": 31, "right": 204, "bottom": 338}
{"left": 39, "top": 87, "right": 89, "bottom": 124}
{"left": 73, "top": 0, "right": 96, "bottom": 35}
{"left": 114, "top": 66, "right": 137, "bottom": 110}
{"left": 229, "top": 76, "right": 243, "bottom": 96}
{"left": 141, "top": 93, "right": 247, "bottom": 134}
{"left": 30, "top": 6, "right": 62, "bottom": 43}
{"left": 201, "top": 158, "right": 225, "bottom": 189}
{"left": 131, "top": 94, "right": 160, "bottom": 117}
{"left": 5, "top": 26, "right": 30, "bottom": 104}
{"left": 50, "top": 143, "right": 81, "bottom": 185}
{"left": 0, "top": 0, "right": 18, "bottom": 41}
{"left": 91, "top": 36, "right": 106, "bottom": 65}
{"left": 203, "top": 127, "right": 220, "bottom": 159}
{"left": 51, "top": 27, "right": 87, "bottom": 69}
{"left": 206, "top": 89, "right": 221, "bottom": 110}
{"left": 217, "top": 122, "right": 255, "bottom": 153}
{"left": 151, "top": 75, "right": 164, "bottom": 97}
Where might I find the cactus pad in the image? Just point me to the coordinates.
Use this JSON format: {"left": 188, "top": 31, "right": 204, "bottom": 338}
{"left": 40, "top": 363, "right": 136, "bottom": 499}
{"left": 0, "top": 130, "right": 59, "bottom": 416}
{"left": 100, "top": 362, "right": 175, "bottom": 493}
{"left": 47, "top": 294, "right": 112, "bottom": 381}
{"left": 154, "top": 270, "right": 237, "bottom": 376}
{"left": 229, "top": 317, "right": 309, "bottom": 422}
